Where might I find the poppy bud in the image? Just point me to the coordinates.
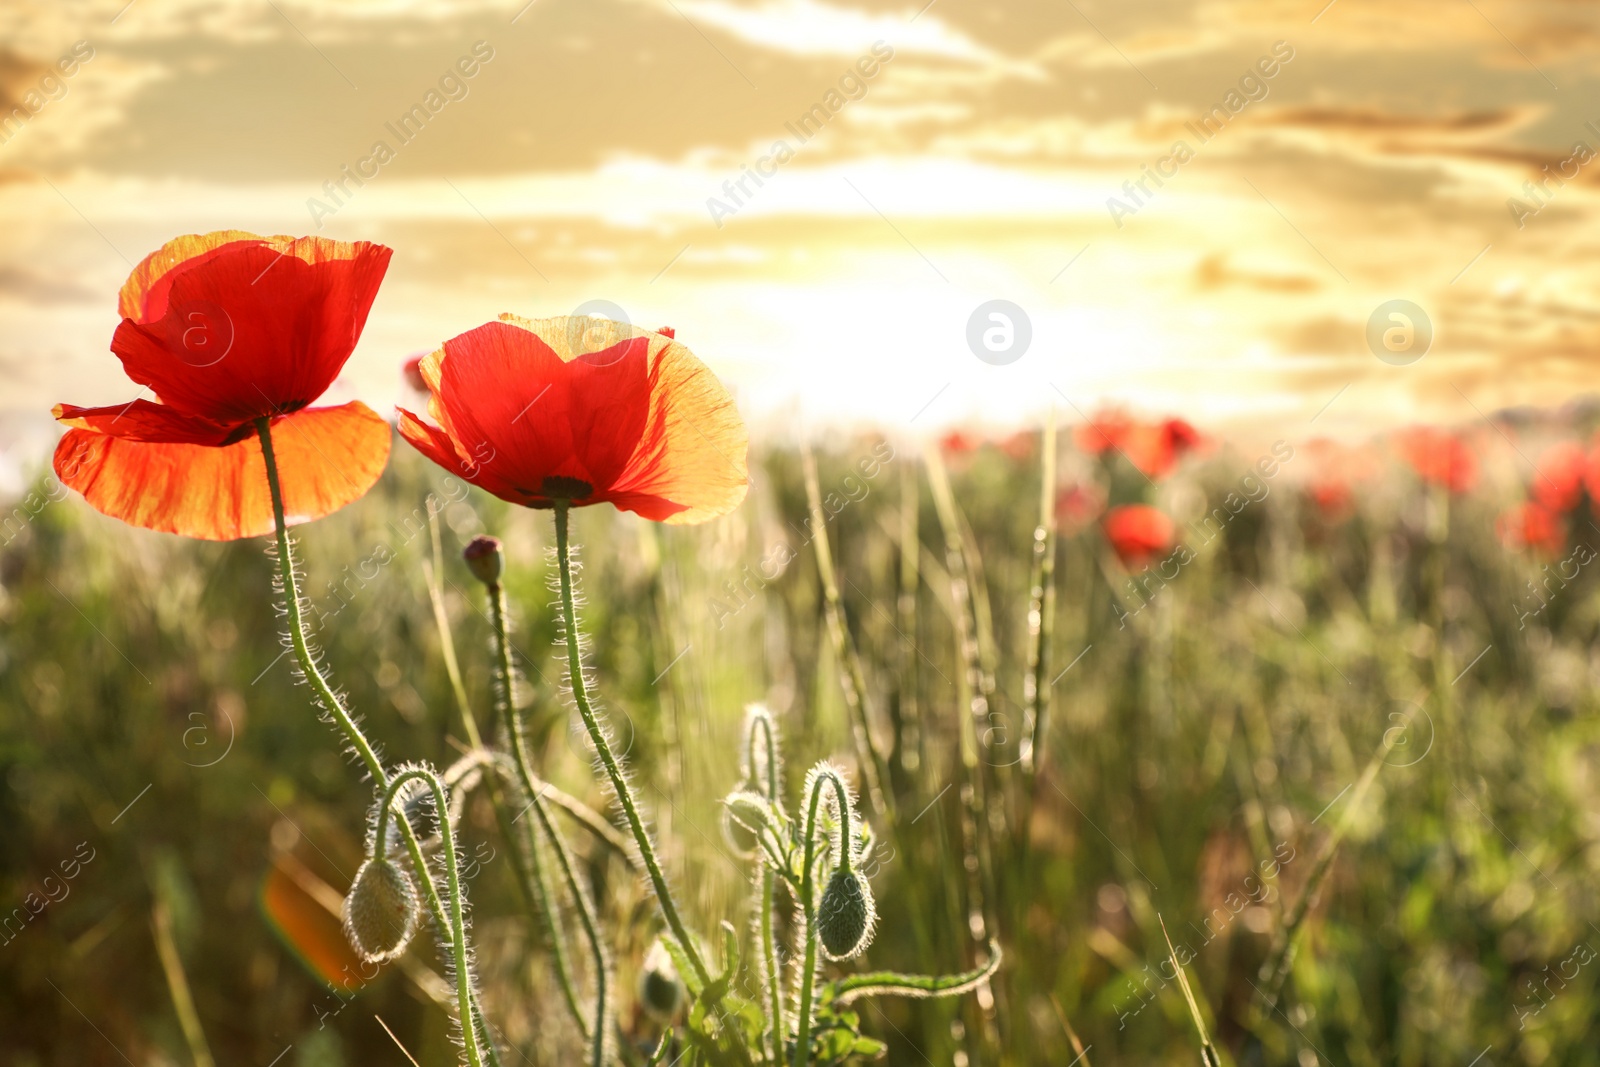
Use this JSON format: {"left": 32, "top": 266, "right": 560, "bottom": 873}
{"left": 721, "top": 789, "right": 770, "bottom": 857}
{"left": 342, "top": 857, "right": 420, "bottom": 963}
{"left": 816, "top": 868, "right": 876, "bottom": 960}
{"left": 462, "top": 535, "right": 503, "bottom": 587}
{"left": 637, "top": 938, "right": 684, "bottom": 1021}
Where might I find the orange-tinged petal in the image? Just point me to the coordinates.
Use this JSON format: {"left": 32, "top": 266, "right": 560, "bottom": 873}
{"left": 119, "top": 230, "right": 269, "bottom": 321}
{"left": 608, "top": 333, "right": 749, "bottom": 524}
{"left": 54, "top": 402, "right": 390, "bottom": 540}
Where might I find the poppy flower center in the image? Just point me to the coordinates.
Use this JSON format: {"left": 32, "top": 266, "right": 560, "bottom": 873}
{"left": 539, "top": 476, "right": 593, "bottom": 501}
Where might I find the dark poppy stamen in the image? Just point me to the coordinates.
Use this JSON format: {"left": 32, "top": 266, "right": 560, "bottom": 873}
{"left": 540, "top": 476, "right": 593, "bottom": 500}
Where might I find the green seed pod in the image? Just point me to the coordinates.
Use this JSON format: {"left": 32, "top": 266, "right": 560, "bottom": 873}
{"left": 462, "top": 535, "right": 504, "bottom": 587}
{"left": 817, "top": 868, "right": 876, "bottom": 960}
{"left": 721, "top": 787, "right": 767, "bottom": 857}
{"left": 342, "top": 857, "right": 419, "bottom": 963}
{"left": 638, "top": 938, "right": 684, "bottom": 1021}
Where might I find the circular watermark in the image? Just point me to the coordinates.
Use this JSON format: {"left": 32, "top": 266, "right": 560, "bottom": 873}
{"left": 180, "top": 705, "right": 236, "bottom": 768}
{"left": 966, "top": 300, "right": 1031, "bottom": 366}
{"left": 167, "top": 300, "right": 235, "bottom": 368}
{"left": 979, "top": 709, "right": 1023, "bottom": 767}
{"left": 565, "top": 299, "right": 634, "bottom": 367}
{"left": 1382, "top": 699, "right": 1434, "bottom": 767}
{"left": 1366, "top": 300, "right": 1432, "bottom": 366}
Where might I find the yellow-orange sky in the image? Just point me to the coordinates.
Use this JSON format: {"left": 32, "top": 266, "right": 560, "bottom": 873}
{"left": 2, "top": 0, "right": 1597, "bottom": 454}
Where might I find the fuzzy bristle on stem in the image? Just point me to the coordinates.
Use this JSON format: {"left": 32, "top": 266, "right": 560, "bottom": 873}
{"left": 551, "top": 504, "right": 711, "bottom": 988}
{"left": 256, "top": 419, "right": 491, "bottom": 1067}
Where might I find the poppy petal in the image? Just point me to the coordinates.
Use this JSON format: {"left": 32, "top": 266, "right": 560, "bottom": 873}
{"left": 403, "top": 315, "right": 748, "bottom": 523}
{"left": 395, "top": 406, "right": 524, "bottom": 501}
{"left": 54, "top": 402, "right": 390, "bottom": 540}
{"left": 606, "top": 335, "right": 749, "bottom": 524}
{"left": 110, "top": 233, "right": 392, "bottom": 425}
{"left": 53, "top": 399, "right": 235, "bottom": 445}
{"left": 438, "top": 322, "right": 655, "bottom": 496}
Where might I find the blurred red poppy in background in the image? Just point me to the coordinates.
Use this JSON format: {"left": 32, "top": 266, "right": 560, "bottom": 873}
{"left": 398, "top": 314, "right": 748, "bottom": 524}
{"left": 1055, "top": 481, "right": 1107, "bottom": 530}
{"left": 1582, "top": 440, "right": 1600, "bottom": 511}
{"left": 1303, "top": 438, "right": 1378, "bottom": 524}
{"left": 1103, "top": 504, "right": 1176, "bottom": 566}
{"left": 1126, "top": 418, "right": 1205, "bottom": 478}
{"left": 52, "top": 231, "right": 393, "bottom": 540}
{"left": 1309, "top": 479, "right": 1354, "bottom": 523}
{"left": 1531, "top": 442, "right": 1585, "bottom": 511}
{"left": 1000, "top": 430, "right": 1036, "bottom": 461}
{"left": 1397, "top": 428, "right": 1478, "bottom": 494}
{"left": 939, "top": 429, "right": 979, "bottom": 456}
{"left": 1497, "top": 501, "right": 1564, "bottom": 556}
{"left": 1075, "top": 409, "right": 1132, "bottom": 455}
{"left": 1075, "top": 410, "right": 1204, "bottom": 479}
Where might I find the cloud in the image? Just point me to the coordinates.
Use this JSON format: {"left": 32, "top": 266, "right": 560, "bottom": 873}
{"left": 663, "top": 0, "right": 1043, "bottom": 77}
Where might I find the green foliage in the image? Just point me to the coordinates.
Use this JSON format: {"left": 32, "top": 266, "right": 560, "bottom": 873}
{"left": 4, "top": 434, "right": 1600, "bottom": 1066}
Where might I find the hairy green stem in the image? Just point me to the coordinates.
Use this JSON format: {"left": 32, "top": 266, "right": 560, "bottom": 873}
{"left": 793, "top": 767, "right": 853, "bottom": 1066}
{"left": 259, "top": 419, "right": 492, "bottom": 1065}
{"left": 747, "top": 710, "right": 784, "bottom": 1059}
{"left": 256, "top": 417, "right": 387, "bottom": 787}
{"left": 490, "top": 581, "right": 610, "bottom": 1067}
{"left": 375, "top": 768, "right": 485, "bottom": 1067}
{"left": 552, "top": 504, "right": 711, "bottom": 987}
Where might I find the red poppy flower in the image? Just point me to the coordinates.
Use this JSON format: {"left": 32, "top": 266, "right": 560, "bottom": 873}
{"left": 1497, "top": 501, "right": 1564, "bottom": 556}
{"left": 939, "top": 429, "right": 978, "bottom": 456}
{"left": 1055, "top": 481, "right": 1106, "bottom": 529}
{"left": 1397, "top": 428, "right": 1477, "bottom": 494}
{"left": 1102, "top": 504, "right": 1175, "bottom": 567}
{"left": 1125, "top": 418, "right": 1206, "bottom": 479}
{"left": 1308, "top": 479, "right": 1354, "bottom": 522}
{"left": 52, "top": 232, "right": 393, "bottom": 540}
{"left": 1075, "top": 410, "right": 1132, "bottom": 455}
{"left": 1000, "top": 430, "right": 1036, "bottom": 460}
{"left": 397, "top": 314, "right": 748, "bottom": 524}
{"left": 1076, "top": 412, "right": 1203, "bottom": 479}
{"left": 1532, "top": 442, "right": 1585, "bottom": 511}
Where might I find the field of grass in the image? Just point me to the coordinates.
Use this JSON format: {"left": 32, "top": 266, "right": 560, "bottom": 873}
{"left": 3, "top": 420, "right": 1599, "bottom": 1066}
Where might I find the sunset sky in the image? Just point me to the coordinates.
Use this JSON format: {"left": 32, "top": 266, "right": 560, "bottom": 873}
{"left": 2, "top": 0, "right": 1597, "bottom": 459}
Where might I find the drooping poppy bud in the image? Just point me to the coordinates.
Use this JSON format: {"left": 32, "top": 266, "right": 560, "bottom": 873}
{"left": 817, "top": 868, "right": 876, "bottom": 960}
{"left": 637, "top": 938, "right": 684, "bottom": 1021}
{"left": 342, "top": 857, "right": 420, "bottom": 963}
{"left": 462, "top": 535, "right": 504, "bottom": 587}
{"left": 721, "top": 789, "right": 771, "bottom": 857}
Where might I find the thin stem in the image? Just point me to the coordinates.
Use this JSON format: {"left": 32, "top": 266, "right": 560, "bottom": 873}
{"left": 490, "top": 581, "right": 610, "bottom": 1067}
{"left": 256, "top": 418, "right": 387, "bottom": 788}
{"left": 747, "top": 710, "right": 784, "bottom": 1059}
{"left": 258, "top": 419, "right": 491, "bottom": 1064}
{"left": 747, "top": 712, "right": 780, "bottom": 802}
{"left": 793, "top": 767, "right": 852, "bottom": 1067}
{"left": 552, "top": 504, "right": 711, "bottom": 987}
{"left": 801, "top": 446, "right": 891, "bottom": 820}
{"left": 377, "top": 768, "right": 485, "bottom": 1067}
{"left": 760, "top": 870, "right": 783, "bottom": 1063}
{"left": 1021, "top": 414, "right": 1058, "bottom": 789}
{"left": 425, "top": 509, "right": 481, "bottom": 747}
